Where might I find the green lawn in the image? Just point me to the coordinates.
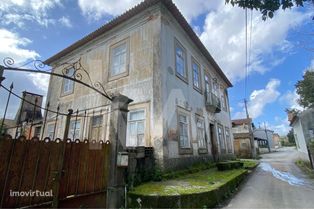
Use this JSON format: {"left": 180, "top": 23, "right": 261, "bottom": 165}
{"left": 240, "top": 159, "right": 259, "bottom": 169}
{"left": 295, "top": 159, "right": 314, "bottom": 179}
{"left": 129, "top": 168, "right": 247, "bottom": 196}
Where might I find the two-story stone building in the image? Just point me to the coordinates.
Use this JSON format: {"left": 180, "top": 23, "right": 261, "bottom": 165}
{"left": 44, "top": 0, "right": 234, "bottom": 170}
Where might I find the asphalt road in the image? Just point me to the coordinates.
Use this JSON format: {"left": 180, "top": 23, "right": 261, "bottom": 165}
{"left": 223, "top": 147, "right": 314, "bottom": 209}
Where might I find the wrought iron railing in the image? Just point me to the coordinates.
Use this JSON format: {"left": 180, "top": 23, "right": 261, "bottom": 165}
{"left": 205, "top": 92, "right": 221, "bottom": 113}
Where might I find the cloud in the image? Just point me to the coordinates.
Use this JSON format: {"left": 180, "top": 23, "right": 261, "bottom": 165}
{"left": 0, "top": 28, "right": 50, "bottom": 94}
{"left": 0, "top": 0, "right": 62, "bottom": 27}
{"left": 267, "top": 117, "right": 290, "bottom": 136}
{"left": 199, "top": 2, "right": 312, "bottom": 82}
{"left": 58, "top": 16, "right": 73, "bottom": 28}
{"left": 78, "top": 0, "right": 142, "bottom": 20}
{"left": 280, "top": 90, "right": 304, "bottom": 111}
{"left": 77, "top": 0, "right": 312, "bottom": 84}
{"left": 0, "top": 28, "right": 39, "bottom": 63}
{"left": 27, "top": 73, "right": 50, "bottom": 92}
{"left": 77, "top": 0, "right": 218, "bottom": 22}
{"left": 234, "top": 79, "right": 281, "bottom": 119}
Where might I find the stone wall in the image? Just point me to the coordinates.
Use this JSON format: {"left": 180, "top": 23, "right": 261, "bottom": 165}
{"left": 127, "top": 147, "right": 156, "bottom": 188}
{"left": 162, "top": 155, "right": 214, "bottom": 172}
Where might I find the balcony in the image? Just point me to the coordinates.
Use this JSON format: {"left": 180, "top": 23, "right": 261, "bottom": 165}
{"left": 205, "top": 92, "right": 221, "bottom": 113}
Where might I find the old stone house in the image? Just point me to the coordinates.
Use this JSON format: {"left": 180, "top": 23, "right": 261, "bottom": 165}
{"left": 232, "top": 118, "right": 254, "bottom": 158}
{"left": 43, "top": 0, "right": 234, "bottom": 170}
{"left": 5, "top": 91, "right": 43, "bottom": 139}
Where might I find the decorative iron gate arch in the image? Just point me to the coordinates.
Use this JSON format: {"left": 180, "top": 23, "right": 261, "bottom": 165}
{"left": 0, "top": 57, "right": 132, "bottom": 208}
{"left": 0, "top": 57, "right": 112, "bottom": 101}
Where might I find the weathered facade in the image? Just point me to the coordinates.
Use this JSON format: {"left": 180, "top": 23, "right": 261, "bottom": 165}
{"left": 232, "top": 118, "right": 253, "bottom": 158}
{"left": 289, "top": 108, "right": 314, "bottom": 159}
{"left": 44, "top": 0, "right": 234, "bottom": 170}
{"left": 5, "top": 91, "right": 43, "bottom": 139}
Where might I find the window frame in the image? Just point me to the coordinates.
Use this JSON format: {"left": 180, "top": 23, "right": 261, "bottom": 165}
{"left": 177, "top": 107, "right": 193, "bottom": 154}
{"left": 68, "top": 120, "right": 81, "bottom": 141}
{"left": 192, "top": 57, "right": 202, "bottom": 93}
{"left": 174, "top": 38, "right": 188, "bottom": 83}
{"left": 108, "top": 38, "right": 130, "bottom": 81}
{"left": 89, "top": 115, "right": 104, "bottom": 141}
{"left": 217, "top": 124, "right": 226, "bottom": 154}
{"left": 196, "top": 115, "right": 208, "bottom": 154}
{"left": 46, "top": 123, "right": 55, "bottom": 139}
{"left": 61, "top": 67, "right": 75, "bottom": 96}
{"left": 34, "top": 126, "right": 41, "bottom": 138}
{"left": 204, "top": 72, "right": 212, "bottom": 94}
{"left": 225, "top": 127, "right": 232, "bottom": 153}
{"left": 126, "top": 108, "right": 146, "bottom": 147}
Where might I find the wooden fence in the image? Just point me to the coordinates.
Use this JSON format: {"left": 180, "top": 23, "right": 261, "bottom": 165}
{"left": 0, "top": 135, "right": 110, "bottom": 208}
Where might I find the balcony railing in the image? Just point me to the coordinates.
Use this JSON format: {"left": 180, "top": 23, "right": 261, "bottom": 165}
{"left": 205, "top": 92, "right": 221, "bottom": 113}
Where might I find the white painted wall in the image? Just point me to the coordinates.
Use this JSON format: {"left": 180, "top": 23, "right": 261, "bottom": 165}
{"left": 292, "top": 118, "right": 308, "bottom": 155}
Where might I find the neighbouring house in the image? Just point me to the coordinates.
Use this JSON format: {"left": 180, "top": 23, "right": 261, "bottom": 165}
{"left": 288, "top": 108, "right": 314, "bottom": 160}
{"left": 43, "top": 0, "right": 234, "bottom": 171}
{"left": 0, "top": 119, "right": 15, "bottom": 135}
{"left": 253, "top": 128, "right": 274, "bottom": 153}
{"left": 5, "top": 91, "right": 43, "bottom": 139}
{"left": 272, "top": 133, "right": 281, "bottom": 148}
{"left": 231, "top": 118, "right": 255, "bottom": 158}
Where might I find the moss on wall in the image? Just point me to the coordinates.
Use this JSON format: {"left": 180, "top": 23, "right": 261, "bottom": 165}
{"left": 128, "top": 168, "right": 247, "bottom": 208}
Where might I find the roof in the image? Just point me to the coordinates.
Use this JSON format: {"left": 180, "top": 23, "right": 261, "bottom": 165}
{"left": 44, "top": 0, "right": 232, "bottom": 87}
{"left": 232, "top": 118, "right": 252, "bottom": 126}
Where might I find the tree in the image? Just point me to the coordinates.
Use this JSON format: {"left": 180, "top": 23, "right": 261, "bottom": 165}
{"left": 296, "top": 70, "right": 314, "bottom": 108}
{"left": 226, "top": 0, "right": 314, "bottom": 20}
{"left": 287, "top": 128, "right": 296, "bottom": 144}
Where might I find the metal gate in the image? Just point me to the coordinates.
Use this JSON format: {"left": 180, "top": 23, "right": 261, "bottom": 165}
{"left": 0, "top": 135, "right": 110, "bottom": 208}
{"left": 0, "top": 58, "right": 131, "bottom": 208}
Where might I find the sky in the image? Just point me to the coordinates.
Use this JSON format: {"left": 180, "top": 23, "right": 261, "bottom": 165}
{"left": 0, "top": 0, "right": 313, "bottom": 136}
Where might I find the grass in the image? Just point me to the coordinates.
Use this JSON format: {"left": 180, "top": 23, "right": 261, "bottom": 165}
{"left": 240, "top": 159, "right": 259, "bottom": 169}
{"left": 129, "top": 168, "right": 247, "bottom": 196}
{"left": 295, "top": 159, "right": 314, "bottom": 179}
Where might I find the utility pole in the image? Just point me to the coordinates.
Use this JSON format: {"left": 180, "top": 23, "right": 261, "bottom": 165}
{"left": 264, "top": 122, "right": 271, "bottom": 152}
{"left": 244, "top": 99, "right": 256, "bottom": 158}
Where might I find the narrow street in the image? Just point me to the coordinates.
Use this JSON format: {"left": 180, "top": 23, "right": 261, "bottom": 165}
{"left": 224, "top": 147, "right": 314, "bottom": 208}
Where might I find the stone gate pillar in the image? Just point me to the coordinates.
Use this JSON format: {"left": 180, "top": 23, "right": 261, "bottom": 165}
{"left": 106, "top": 94, "right": 133, "bottom": 209}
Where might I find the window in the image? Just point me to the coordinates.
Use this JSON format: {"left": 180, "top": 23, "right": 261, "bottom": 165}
{"left": 175, "top": 40, "right": 187, "bottom": 80}
{"left": 196, "top": 117, "right": 206, "bottom": 148}
{"left": 69, "top": 120, "right": 80, "bottom": 140}
{"left": 192, "top": 59, "right": 201, "bottom": 90}
{"left": 204, "top": 74, "right": 211, "bottom": 94}
{"left": 212, "top": 79, "right": 219, "bottom": 96}
{"left": 127, "top": 110, "right": 145, "bottom": 147}
{"left": 221, "top": 95, "right": 225, "bottom": 110}
{"left": 110, "top": 40, "right": 128, "bottom": 78}
{"left": 225, "top": 128, "right": 232, "bottom": 153}
{"left": 34, "top": 126, "right": 41, "bottom": 138}
{"left": 217, "top": 124, "right": 226, "bottom": 153}
{"left": 90, "top": 115, "right": 103, "bottom": 140}
{"left": 223, "top": 91, "right": 228, "bottom": 111}
{"left": 62, "top": 68, "right": 74, "bottom": 95}
{"left": 47, "top": 124, "right": 55, "bottom": 139}
{"left": 178, "top": 113, "right": 190, "bottom": 148}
